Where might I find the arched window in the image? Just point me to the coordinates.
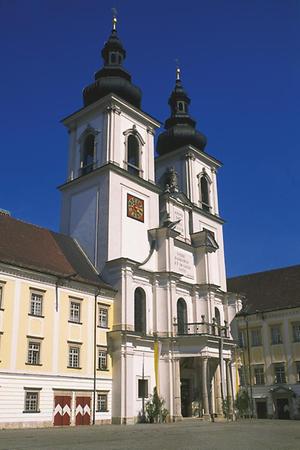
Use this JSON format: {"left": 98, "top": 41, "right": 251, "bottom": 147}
{"left": 177, "top": 298, "right": 187, "bottom": 335}
{"left": 200, "top": 176, "right": 210, "bottom": 212}
{"left": 109, "top": 51, "right": 122, "bottom": 65}
{"left": 127, "top": 135, "right": 140, "bottom": 176}
{"left": 214, "top": 307, "right": 221, "bottom": 336}
{"left": 81, "top": 134, "right": 95, "bottom": 175}
{"left": 134, "top": 288, "right": 146, "bottom": 334}
{"left": 177, "top": 101, "right": 186, "bottom": 113}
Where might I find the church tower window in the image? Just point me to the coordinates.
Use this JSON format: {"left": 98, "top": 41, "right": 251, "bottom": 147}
{"left": 200, "top": 175, "right": 210, "bottom": 212}
{"left": 177, "top": 101, "right": 186, "bottom": 112}
{"left": 177, "top": 298, "right": 187, "bottom": 335}
{"left": 134, "top": 287, "right": 146, "bottom": 334}
{"left": 127, "top": 135, "right": 140, "bottom": 176}
{"left": 81, "top": 134, "right": 95, "bottom": 175}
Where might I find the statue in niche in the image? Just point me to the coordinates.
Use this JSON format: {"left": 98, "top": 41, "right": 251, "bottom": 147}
{"left": 165, "top": 167, "right": 179, "bottom": 193}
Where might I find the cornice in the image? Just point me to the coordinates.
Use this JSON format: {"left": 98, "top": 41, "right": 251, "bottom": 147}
{"left": 155, "top": 144, "right": 222, "bottom": 169}
{"left": 61, "top": 93, "right": 161, "bottom": 129}
{"left": 58, "top": 162, "right": 162, "bottom": 194}
{"left": 0, "top": 262, "right": 115, "bottom": 297}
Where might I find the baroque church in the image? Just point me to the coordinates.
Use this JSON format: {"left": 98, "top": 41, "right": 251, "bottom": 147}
{"left": 0, "top": 17, "right": 241, "bottom": 427}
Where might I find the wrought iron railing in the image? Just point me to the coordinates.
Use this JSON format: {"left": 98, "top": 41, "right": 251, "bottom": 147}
{"left": 174, "top": 316, "right": 229, "bottom": 338}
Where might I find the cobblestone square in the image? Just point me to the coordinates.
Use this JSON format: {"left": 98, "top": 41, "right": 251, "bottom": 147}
{"left": 0, "top": 420, "right": 299, "bottom": 450}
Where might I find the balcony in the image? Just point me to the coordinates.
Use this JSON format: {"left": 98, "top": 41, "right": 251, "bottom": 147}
{"left": 174, "top": 317, "right": 229, "bottom": 338}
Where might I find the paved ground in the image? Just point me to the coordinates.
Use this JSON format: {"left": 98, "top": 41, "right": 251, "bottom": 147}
{"left": 0, "top": 419, "right": 299, "bottom": 450}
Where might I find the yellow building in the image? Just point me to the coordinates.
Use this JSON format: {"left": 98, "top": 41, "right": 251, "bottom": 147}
{"left": 228, "top": 266, "right": 300, "bottom": 420}
{"left": 0, "top": 213, "right": 115, "bottom": 428}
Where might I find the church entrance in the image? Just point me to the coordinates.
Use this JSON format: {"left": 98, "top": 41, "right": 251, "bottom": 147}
{"left": 179, "top": 357, "right": 202, "bottom": 417}
{"left": 180, "top": 378, "right": 191, "bottom": 417}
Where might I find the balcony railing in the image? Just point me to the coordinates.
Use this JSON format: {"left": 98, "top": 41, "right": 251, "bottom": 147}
{"left": 174, "top": 317, "right": 229, "bottom": 338}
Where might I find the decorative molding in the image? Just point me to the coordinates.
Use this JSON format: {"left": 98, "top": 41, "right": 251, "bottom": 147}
{"left": 146, "top": 126, "right": 155, "bottom": 136}
{"left": 106, "top": 104, "right": 121, "bottom": 115}
{"left": 77, "top": 125, "right": 100, "bottom": 144}
{"left": 185, "top": 151, "right": 195, "bottom": 161}
{"left": 123, "top": 125, "right": 145, "bottom": 146}
{"left": 26, "top": 334, "right": 44, "bottom": 340}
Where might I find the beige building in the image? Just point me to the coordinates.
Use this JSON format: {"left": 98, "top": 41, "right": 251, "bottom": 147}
{"left": 0, "top": 213, "right": 115, "bottom": 428}
{"left": 228, "top": 265, "right": 300, "bottom": 420}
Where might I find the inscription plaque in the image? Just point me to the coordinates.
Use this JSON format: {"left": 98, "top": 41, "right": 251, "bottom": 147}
{"left": 173, "top": 247, "right": 194, "bottom": 279}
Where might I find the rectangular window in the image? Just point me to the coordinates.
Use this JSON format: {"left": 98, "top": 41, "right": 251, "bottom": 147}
{"left": 251, "top": 328, "right": 262, "bottom": 347}
{"left": 24, "top": 391, "right": 39, "bottom": 413}
{"left": 0, "top": 285, "right": 3, "bottom": 309}
{"left": 98, "top": 306, "right": 108, "bottom": 328}
{"left": 98, "top": 348, "right": 107, "bottom": 370}
{"left": 274, "top": 363, "right": 286, "bottom": 384}
{"left": 292, "top": 324, "right": 300, "bottom": 342}
{"left": 68, "top": 346, "right": 80, "bottom": 368}
{"left": 138, "top": 379, "right": 148, "bottom": 398}
{"left": 97, "top": 393, "right": 108, "bottom": 412}
{"left": 296, "top": 362, "right": 300, "bottom": 383}
{"left": 254, "top": 365, "right": 265, "bottom": 385}
{"left": 30, "top": 292, "right": 43, "bottom": 316}
{"left": 27, "top": 341, "right": 41, "bottom": 365}
{"left": 70, "top": 301, "right": 81, "bottom": 323}
{"left": 271, "top": 325, "right": 282, "bottom": 345}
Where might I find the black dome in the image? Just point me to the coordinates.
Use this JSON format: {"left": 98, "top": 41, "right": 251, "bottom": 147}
{"left": 157, "top": 124, "right": 207, "bottom": 155}
{"left": 83, "top": 26, "right": 142, "bottom": 109}
{"left": 157, "top": 70, "right": 207, "bottom": 156}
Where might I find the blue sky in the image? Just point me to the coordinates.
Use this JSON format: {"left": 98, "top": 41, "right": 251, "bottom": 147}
{"left": 0, "top": 0, "right": 299, "bottom": 277}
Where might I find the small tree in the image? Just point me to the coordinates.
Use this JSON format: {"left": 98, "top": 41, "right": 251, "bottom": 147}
{"left": 222, "top": 396, "right": 231, "bottom": 420}
{"left": 234, "top": 390, "right": 250, "bottom": 419}
{"left": 145, "top": 387, "right": 168, "bottom": 423}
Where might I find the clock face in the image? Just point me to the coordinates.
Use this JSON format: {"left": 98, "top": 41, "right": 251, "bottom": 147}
{"left": 127, "top": 194, "right": 144, "bottom": 222}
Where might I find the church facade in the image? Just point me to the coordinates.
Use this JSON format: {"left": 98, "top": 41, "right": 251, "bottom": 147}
{"left": 59, "top": 19, "right": 241, "bottom": 424}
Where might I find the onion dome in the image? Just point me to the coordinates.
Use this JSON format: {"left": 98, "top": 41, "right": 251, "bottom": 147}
{"left": 83, "top": 15, "right": 142, "bottom": 109}
{"left": 157, "top": 68, "right": 207, "bottom": 156}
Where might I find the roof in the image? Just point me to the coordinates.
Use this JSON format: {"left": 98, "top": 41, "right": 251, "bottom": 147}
{"left": 227, "top": 265, "right": 300, "bottom": 315}
{"left": 0, "top": 215, "right": 113, "bottom": 291}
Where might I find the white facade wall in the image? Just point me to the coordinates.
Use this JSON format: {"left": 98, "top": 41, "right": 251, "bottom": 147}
{"left": 0, "top": 373, "right": 112, "bottom": 428}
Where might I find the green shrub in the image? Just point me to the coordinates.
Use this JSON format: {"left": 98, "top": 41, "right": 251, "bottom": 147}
{"left": 144, "top": 387, "right": 169, "bottom": 423}
{"left": 234, "top": 390, "right": 250, "bottom": 419}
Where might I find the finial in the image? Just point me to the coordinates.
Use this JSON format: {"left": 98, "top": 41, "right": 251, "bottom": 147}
{"left": 112, "top": 7, "right": 117, "bottom": 31}
{"left": 175, "top": 58, "right": 181, "bottom": 81}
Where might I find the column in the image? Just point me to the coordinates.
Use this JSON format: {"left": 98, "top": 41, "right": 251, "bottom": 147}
{"left": 226, "top": 360, "right": 233, "bottom": 416}
{"left": 173, "top": 358, "right": 182, "bottom": 420}
{"left": 202, "top": 357, "right": 209, "bottom": 416}
{"left": 214, "top": 364, "right": 223, "bottom": 415}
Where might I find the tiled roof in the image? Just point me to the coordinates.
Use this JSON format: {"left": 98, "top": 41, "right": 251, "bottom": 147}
{"left": 227, "top": 265, "right": 300, "bottom": 314}
{"left": 0, "top": 215, "right": 112, "bottom": 290}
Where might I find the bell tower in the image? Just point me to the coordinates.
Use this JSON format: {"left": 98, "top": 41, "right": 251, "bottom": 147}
{"left": 59, "top": 16, "right": 160, "bottom": 272}
{"left": 155, "top": 68, "right": 226, "bottom": 289}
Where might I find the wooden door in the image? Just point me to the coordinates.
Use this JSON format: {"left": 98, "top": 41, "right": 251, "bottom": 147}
{"left": 75, "top": 396, "right": 91, "bottom": 425}
{"left": 54, "top": 395, "right": 71, "bottom": 426}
